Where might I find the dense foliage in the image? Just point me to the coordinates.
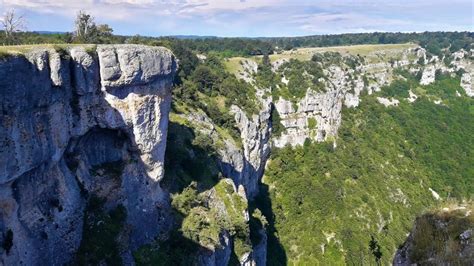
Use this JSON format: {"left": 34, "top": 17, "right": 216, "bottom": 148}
{"left": 258, "top": 76, "right": 473, "bottom": 264}
{"left": 263, "top": 32, "right": 474, "bottom": 56}
{"left": 1, "top": 31, "right": 472, "bottom": 58}
{"left": 172, "top": 51, "right": 260, "bottom": 138}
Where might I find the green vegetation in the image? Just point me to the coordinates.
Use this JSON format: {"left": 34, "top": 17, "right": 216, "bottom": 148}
{"left": 307, "top": 117, "right": 317, "bottom": 129}
{"left": 407, "top": 203, "right": 473, "bottom": 264}
{"left": 173, "top": 52, "right": 260, "bottom": 119}
{"left": 135, "top": 119, "right": 252, "bottom": 265}
{"left": 75, "top": 196, "right": 127, "bottom": 265}
{"left": 2, "top": 30, "right": 472, "bottom": 59}
{"left": 278, "top": 58, "right": 325, "bottom": 99}
{"left": 259, "top": 75, "right": 473, "bottom": 264}
{"left": 0, "top": 44, "right": 95, "bottom": 58}
{"left": 215, "top": 180, "right": 252, "bottom": 258}
{"left": 262, "top": 52, "right": 364, "bottom": 102}
{"left": 161, "top": 121, "right": 220, "bottom": 193}
{"left": 380, "top": 79, "right": 412, "bottom": 98}
{"left": 264, "top": 32, "right": 473, "bottom": 57}
{"left": 270, "top": 105, "right": 285, "bottom": 137}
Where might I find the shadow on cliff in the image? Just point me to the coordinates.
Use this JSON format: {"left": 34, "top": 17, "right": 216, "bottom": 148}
{"left": 63, "top": 108, "right": 173, "bottom": 264}
{"left": 161, "top": 122, "right": 220, "bottom": 193}
{"left": 151, "top": 121, "right": 219, "bottom": 264}
{"left": 0, "top": 51, "right": 181, "bottom": 265}
{"left": 162, "top": 120, "right": 288, "bottom": 265}
{"left": 252, "top": 182, "right": 288, "bottom": 266}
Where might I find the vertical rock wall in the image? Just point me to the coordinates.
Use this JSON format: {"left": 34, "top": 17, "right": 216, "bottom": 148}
{"left": 0, "top": 45, "right": 177, "bottom": 265}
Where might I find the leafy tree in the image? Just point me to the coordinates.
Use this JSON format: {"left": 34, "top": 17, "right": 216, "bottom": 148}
{"left": 191, "top": 65, "right": 219, "bottom": 92}
{"left": 369, "top": 236, "right": 383, "bottom": 265}
{"left": 95, "top": 24, "right": 114, "bottom": 43}
{"left": 73, "top": 10, "right": 114, "bottom": 43}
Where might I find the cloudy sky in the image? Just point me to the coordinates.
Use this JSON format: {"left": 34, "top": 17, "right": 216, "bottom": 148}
{"left": 0, "top": 0, "right": 473, "bottom": 37}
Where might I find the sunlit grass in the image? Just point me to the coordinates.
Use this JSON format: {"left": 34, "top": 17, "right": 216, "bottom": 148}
{"left": 0, "top": 44, "right": 96, "bottom": 56}
{"left": 224, "top": 43, "right": 418, "bottom": 75}
{"left": 268, "top": 43, "right": 417, "bottom": 62}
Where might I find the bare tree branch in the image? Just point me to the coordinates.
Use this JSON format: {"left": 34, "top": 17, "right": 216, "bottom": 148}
{"left": 1, "top": 9, "right": 26, "bottom": 39}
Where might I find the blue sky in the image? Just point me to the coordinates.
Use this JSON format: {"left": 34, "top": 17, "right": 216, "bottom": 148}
{"left": 1, "top": 0, "right": 473, "bottom": 37}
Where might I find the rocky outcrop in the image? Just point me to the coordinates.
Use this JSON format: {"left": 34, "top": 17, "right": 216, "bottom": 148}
{"left": 0, "top": 45, "right": 177, "bottom": 265}
{"left": 172, "top": 109, "right": 268, "bottom": 265}
{"left": 273, "top": 65, "right": 366, "bottom": 147}
{"left": 394, "top": 206, "right": 473, "bottom": 265}
{"left": 452, "top": 49, "right": 474, "bottom": 97}
{"left": 197, "top": 231, "right": 232, "bottom": 266}
{"left": 420, "top": 65, "right": 436, "bottom": 85}
{"left": 268, "top": 47, "right": 474, "bottom": 148}
{"left": 231, "top": 101, "right": 272, "bottom": 199}
{"left": 377, "top": 97, "right": 400, "bottom": 107}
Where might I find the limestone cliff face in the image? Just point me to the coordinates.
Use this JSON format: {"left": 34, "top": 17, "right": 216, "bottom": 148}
{"left": 0, "top": 45, "right": 177, "bottom": 265}
{"left": 273, "top": 66, "right": 355, "bottom": 147}
{"left": 271, "top": 48, "right": 474, "bottom": 148}
{"left": 231, "top": 100, "right": 272, "bottom": 199}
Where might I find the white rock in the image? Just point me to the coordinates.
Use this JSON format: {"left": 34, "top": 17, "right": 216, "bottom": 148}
{"left": 428, "top": 188, "right": 441, "bottom": 200}
{"left": 420, "top": 65, "right": 436, "bottom": 85}
{"left": 461, "top": 72, "right": 474, "bottom": 97}
{"left": 407, "top": 90, "right": 418, "bottom": 103}
{"left": 377, "top": 97, "right": 399, "bottom": 107}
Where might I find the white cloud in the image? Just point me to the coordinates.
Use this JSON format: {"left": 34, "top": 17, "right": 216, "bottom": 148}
{"left": 0, "top": 0, "right": 471, "bottom": 36}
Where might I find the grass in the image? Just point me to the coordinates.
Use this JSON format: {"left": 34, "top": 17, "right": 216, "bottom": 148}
{"left": 0, "top": 44, "right": 97, "bottom": 56}
{"left": 223, "top": 57, "right": 248, "bottom": 75}
{"left": 224, "top": 43, "right": 417, "bottom": 77}
{"left": 267, "top": 43, "right": 417, "bottom": 62}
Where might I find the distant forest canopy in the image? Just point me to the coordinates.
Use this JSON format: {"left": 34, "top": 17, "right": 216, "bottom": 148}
{"left": 1, "top": 30, "right": 473, "bottom": 57}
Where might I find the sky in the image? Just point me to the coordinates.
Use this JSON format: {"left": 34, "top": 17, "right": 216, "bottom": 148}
{"left": 0, "top": 0, "right": 473, "bottom": 37}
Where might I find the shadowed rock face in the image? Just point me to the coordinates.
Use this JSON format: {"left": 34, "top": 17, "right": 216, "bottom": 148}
{"left": 0, "top": 44, "right": 177, "bottom": 265}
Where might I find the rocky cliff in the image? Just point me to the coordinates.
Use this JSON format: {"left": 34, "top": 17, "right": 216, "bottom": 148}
{"left": 0, "top": 44, "right": 177, "bottom": 265}
{"left": 394, "top": 204, "right": 473, "bottom": 265}
{"left": 268, "top": 48, "right": 474, "bottom": 148}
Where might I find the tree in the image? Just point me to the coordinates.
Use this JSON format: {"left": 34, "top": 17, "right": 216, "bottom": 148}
{"left": 73, "top": 11, "right": 114, "bottom": 43}
{"left": 1, "top": 9, "right": 26, "bottom": 44}
{"left": 74, "top": 10, "right": 95, "bottom": 42}
{"left": 95, "top": 24, "right": 113, "bottom": 43}
{"left": 369, "top": 235, "right": 383, "bottom": 265}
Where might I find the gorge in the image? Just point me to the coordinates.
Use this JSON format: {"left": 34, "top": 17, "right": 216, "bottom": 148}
{"left": 0, "top": 39, "right": 473, "bottom": 265}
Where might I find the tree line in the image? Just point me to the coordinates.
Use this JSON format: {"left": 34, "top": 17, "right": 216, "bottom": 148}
{"left": 1, "top": 9, "right": 472, "bottom": 57}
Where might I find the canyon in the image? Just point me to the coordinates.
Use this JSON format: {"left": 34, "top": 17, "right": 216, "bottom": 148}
{"left": 0, "top": 42, "right": 473, "bottom": 265}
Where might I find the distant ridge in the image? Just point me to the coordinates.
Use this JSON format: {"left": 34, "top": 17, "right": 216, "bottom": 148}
{"left": 166, "top": 35, "right": 218, "bottom": 39}
{"left": 33, "top": 31, "right": 66, "bottom": 35}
